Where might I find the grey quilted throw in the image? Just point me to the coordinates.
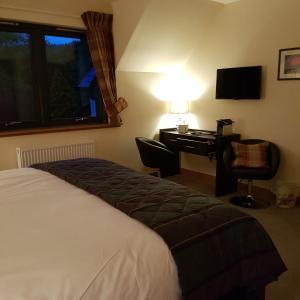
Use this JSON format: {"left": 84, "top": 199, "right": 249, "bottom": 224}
{"left": 33, "top": 158, "right": 286, "bottom": 299}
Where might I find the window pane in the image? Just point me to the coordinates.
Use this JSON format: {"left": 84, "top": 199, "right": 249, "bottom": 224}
{"left": 44, "top": 35, "right": 105, "bottom": 122}
{"left": 0, "top": 31, "right": 37, "bottom": 127}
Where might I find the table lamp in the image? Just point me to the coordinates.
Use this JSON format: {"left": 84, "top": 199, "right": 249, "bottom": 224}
{"left": 169, "top": 101, "right": 189, "bottom": 133}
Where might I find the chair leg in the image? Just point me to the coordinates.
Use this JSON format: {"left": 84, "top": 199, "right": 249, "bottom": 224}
{"left": 230, "top": 180, "right": 271, "bottom": 209}
{"left": 150, "top": 170, "right": 160, "bottom": 177}
{"left": 245, "top": 179, "right": 256, "bottom": 207}
{"left": 142, "top": 166, "right": 160, "bottom": 177}
{"left": 247, "top": 179, "right": 253, "bottom": 196}
{"left": 230, "top": 179, "right": 256, "bottom": 208}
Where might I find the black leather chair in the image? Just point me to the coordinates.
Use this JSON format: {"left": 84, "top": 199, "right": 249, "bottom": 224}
{"left": 223, "top": 139, "right": 280, "bottom": 208}
{"left": 135, "top": 137, "right": 179, "bottom": 178}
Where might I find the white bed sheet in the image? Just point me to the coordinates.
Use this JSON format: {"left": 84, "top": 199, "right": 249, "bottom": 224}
{"left": 0, "top": 168, "right": 180, "bottom": 300}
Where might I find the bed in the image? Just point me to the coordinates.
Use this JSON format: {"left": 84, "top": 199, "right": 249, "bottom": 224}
{"left": 0, "top": 158, "right": 286, "bottom": 300}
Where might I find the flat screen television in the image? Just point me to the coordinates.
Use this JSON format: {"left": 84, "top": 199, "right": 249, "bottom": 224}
{"left": 216, "top": 66, "right": 262, "bottom": 100}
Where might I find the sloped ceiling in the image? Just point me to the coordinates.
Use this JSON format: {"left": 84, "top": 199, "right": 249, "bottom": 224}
{"left": 210, "top": 0, "right": 240, "bottom": 3}
{"left": 116, "top": 0, "right": 225, "bottom": 72}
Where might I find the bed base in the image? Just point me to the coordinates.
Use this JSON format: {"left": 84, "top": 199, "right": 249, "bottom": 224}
{"left": 220, "top": 286, "right": 265, "bottom": 300}
{"left": 185, "top": 286, "right": 265, "bottom": 300}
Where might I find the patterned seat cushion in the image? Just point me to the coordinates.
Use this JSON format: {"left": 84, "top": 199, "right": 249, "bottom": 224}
{"left": 231, "top": 141, "right": 269, "bottom": 168}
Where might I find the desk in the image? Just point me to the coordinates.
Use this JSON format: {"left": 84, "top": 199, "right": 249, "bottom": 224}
{"left": 159, "top": 128, "right": 241, "bottom": 196}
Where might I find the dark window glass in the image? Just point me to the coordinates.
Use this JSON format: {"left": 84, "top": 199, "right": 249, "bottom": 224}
{"left": 0, "top": 31, "right": 37, "bottom": 129}
{"left": 44, "top": 35, "right": 104, "bottom": 123}
{"left": 0, "top": 21, "right": 107, "bottom": 133}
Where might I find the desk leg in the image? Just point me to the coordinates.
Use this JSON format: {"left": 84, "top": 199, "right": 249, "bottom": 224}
{"left": 172, "top": 151, "right": 180, "bottom": 175}
{"left": 215, "top": 150, "right": 238, "bottom": 197}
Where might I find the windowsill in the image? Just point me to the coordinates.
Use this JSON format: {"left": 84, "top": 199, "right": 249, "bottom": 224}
{"left": 0, "top": 122, "right": 121, "bottom": 138}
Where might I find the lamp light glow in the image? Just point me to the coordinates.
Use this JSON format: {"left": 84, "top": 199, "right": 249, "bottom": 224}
{"left": 169, "top": 101, "right": 189, "bottom": 114}
{"left": 151, "top": 68, "right": 205, "bottom": 102}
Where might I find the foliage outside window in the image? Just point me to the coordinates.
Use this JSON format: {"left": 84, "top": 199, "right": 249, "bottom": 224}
{"left": 0, "top": 20, "right": 107, "bottom": 133}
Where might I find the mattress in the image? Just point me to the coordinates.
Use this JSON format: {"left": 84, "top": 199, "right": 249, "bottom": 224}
{"left": 0, "top": 167, "right": 180, "bottom": 300}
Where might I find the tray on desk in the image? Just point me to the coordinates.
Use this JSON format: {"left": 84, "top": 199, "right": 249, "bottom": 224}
{"left": 188, "top": 130, "right": 217, "bottom": 136}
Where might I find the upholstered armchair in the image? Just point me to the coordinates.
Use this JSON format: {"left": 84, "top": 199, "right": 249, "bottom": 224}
{"left": 135, "top": 137, "right": 179, "bottom": 178}
{"left": 223, "top": 139, "right": 280, "bottom": 208}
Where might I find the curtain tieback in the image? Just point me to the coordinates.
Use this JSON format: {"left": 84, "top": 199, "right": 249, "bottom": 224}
{"left": 114, "top": 97, "right": 128, "bottom": 113}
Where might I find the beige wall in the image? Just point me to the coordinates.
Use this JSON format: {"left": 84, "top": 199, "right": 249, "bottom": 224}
{"left": 0, "top": 0, "right": 112, "bottom": 27}
{"left": 186, "top": 0, "right": 300, "bottom": 188}
{"left": 116, "top": 0, "right": 300, "bottom": 189}
{"left": 1, "top": 0, "right": 300, "bottom": 190}
{"left": 0, "top": 0, "right": 163, "bottom": 171}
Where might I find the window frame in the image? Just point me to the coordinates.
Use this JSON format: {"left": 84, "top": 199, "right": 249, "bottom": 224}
{"left": 0, "top": 19, "right": 109, "bottom": 135}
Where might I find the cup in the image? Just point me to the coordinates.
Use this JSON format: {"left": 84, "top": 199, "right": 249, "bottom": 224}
{"left": 178, "top": 124, "right": 189, "bottom": 134}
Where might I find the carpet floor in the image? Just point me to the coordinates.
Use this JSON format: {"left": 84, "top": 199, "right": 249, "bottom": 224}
{"left": 167, "top": 170, "right": 300, "bottom": 300}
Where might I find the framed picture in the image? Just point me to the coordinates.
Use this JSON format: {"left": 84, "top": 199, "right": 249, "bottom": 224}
{"left": 278, "top": 47, "right": 300, "bottom": 80}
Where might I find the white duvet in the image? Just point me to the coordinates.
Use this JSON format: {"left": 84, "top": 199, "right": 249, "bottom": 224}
{"left": 0, "top": 168, "right": 180, "bottom": 300}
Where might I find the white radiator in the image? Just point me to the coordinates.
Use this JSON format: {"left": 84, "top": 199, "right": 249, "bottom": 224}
{"left": 16, "top": 141, "right": 95, "bottom": 168}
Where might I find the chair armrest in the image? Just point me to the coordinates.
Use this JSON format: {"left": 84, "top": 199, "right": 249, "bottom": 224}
{"left": 149, "top": 143, "right": 176, "bottom": 159}
{"left": 147, "top": 139, "right": 168, "bottom": 149}
{"left": 269, "top": 143, "right": 280, "bottom": 177}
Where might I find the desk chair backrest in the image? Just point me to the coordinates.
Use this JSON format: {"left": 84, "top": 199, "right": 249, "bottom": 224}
{"left": 135, "top": 137, "right": 178, "bottom": 177}
{"left": 223, "top": 139, "right": 280, "bottom": 180}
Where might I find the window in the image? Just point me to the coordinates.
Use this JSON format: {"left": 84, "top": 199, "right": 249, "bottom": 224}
{"left": 0, "top": 20, "right": 107, "bottom": 133}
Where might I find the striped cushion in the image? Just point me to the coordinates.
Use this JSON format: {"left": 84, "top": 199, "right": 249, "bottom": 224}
{"left": 231, "top": 142, "right": 269, "bottom": 168}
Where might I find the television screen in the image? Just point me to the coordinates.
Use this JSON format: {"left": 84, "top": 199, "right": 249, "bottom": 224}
{"left": 216, "top": 66, "right": 262, "bottom": 100}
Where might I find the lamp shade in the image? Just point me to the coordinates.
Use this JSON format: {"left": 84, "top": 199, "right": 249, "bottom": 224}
{"left": 169, "top": 101, "right": 189, "bottom": 114}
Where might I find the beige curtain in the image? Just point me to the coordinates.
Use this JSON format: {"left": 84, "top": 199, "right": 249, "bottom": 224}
{"left": 82, "top": 11, "right": 127, "bottom": 124}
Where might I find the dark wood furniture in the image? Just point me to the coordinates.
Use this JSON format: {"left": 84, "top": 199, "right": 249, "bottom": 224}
{"left": 159, "top": 128, "right": 241, "bottom": 196}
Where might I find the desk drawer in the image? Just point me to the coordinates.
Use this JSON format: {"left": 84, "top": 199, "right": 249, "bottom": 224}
{"left": 176, "top": 138, "right": 215, "bottom": 155}
{"left": 160, "top": 132, "right": 216, "bottom": 155}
